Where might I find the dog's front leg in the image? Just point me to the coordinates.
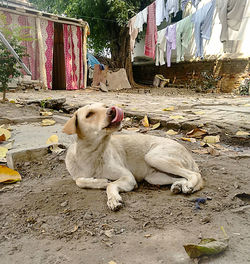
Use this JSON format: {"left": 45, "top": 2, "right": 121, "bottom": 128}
{"left": 75, "top": 177, "right": 109, "bottom": 189}
{"left": 106, "top": 171, "right": 137, "bottom": 211}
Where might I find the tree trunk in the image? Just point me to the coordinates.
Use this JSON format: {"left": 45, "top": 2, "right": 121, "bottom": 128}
{"left": 2, "top": 83, "right": 7, "bottom": 102}
{"left": 110, "top": 27, "right": 137, "bottom": 88}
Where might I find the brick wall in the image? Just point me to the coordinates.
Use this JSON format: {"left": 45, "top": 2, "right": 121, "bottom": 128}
{"left": 133, "top": 58, "right": 250, "bottom": 92}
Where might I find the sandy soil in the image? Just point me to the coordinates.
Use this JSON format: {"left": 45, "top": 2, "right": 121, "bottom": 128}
{"left": 0, "top": 102, "right": 250, "bottom": 264}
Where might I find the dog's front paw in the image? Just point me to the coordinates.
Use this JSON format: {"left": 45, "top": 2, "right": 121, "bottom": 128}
{"left": 107, "top": 194, "right": 123, "bottom": 211}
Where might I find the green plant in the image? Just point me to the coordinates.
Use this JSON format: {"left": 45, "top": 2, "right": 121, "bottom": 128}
{"left": 0, "top": 12, "right": 30, "bottom": 102}
{"left": 200, "top": 72, "right": 221, "bottom": 92}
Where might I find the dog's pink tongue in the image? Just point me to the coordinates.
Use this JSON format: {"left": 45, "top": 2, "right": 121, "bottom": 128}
{"left": 111, "top": 106, "right": 124, "bottom": 123}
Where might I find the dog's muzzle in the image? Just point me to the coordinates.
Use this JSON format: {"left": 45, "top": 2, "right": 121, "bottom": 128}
{"left": 107, "top": 106, "right": 124, "bottom": 124}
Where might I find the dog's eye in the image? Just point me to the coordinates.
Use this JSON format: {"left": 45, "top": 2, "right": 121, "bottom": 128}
{"left": 86, "top": 111, "right": 94, "bottom": 118}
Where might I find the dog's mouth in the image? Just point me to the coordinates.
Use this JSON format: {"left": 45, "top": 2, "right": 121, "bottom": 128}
{"left": 105, "top": 106, "right": 124, "bottom": 129}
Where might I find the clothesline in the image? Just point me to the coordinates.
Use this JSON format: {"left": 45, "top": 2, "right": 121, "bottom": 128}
{"left": 128, "top": 0, "right": 247, "bottom": 67}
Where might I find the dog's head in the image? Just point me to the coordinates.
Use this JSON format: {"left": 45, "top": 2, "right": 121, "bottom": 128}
{"left": 63, "top": 103, "right": 124, "bottom": 139}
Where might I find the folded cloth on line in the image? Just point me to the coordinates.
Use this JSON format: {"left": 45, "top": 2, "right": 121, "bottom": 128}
{"left": 134, "top": 7, "right": 148, "bottom": 32}
{"left": 155, "top": 28, "right": 167, "bottom": 66}
{"left": 191, "top": 0, "right": 216, "bottom": 58}
{"left": 166, "top": 23, "right": 177, "bottom": 67}
{"left": 216, "top": 0, "right": 247, "bottom": 42}
{"left": 156, "top": 0, "right": 166, "bottom": 26}
{"left": 176, "top": 15, "right": 193, "bottom": 62}
{"left": 145, "top": 2, "right": 157, "bottom": 59}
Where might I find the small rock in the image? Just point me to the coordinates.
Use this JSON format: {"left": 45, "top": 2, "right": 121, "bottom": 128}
{"left": 60, "top": 201, "right": 68, "bottom": 207}
{"left": 104, "top": 229, "right": 114, "bottom": 238}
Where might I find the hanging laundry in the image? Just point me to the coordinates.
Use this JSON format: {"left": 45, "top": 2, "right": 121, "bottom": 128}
{"left": 156, "top": 0, "right": 166, "bottom": 26}
{"left": 155, "top": 28, "right": 167, "bottom": 66}
{"left": 128, "top": 15, "right": 139, "bottom": 58}
{"left": 165, "top": 0, "right": 179, "bottom": 22}
{"left": 216, "top": 0, "right": 247, "bottom": 42}
{"left": 191, "top": 0, "right": 201, "bottom": 9}
{"left": 145, "top": 2, "right": 157, "bottom": 59}
{"left": 181, "top": 0, "right": 201, "bottom": 11}
{"left": 166, "top": 23, "right": 177, "bottom": 67}
{"left": 191, "top": 0, "right": 216, "bottom": 58}
{"left": 176, "top": 15, "right": 193, "bottom": 62}
{"left": 134, "top": 7, "right": 148, "bottom": 32}
{"left": 181, "top": 0, "right": 189, "bottom": 11}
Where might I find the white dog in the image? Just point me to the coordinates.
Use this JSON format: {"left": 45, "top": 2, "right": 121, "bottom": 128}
{"left": 63, "top": 103, "right": 203, "bottom": 211}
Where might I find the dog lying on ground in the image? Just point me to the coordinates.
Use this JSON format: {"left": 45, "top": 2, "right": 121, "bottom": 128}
{"left": 63, "top": 103, "right": 203, "bottom": 211}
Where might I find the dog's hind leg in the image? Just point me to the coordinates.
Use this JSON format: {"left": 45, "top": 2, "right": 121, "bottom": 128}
{"left": 145, "top": 151, "right": 203, "bottom": 194}
{"left": 145, "top": 171, "right": 177, "bottom": 185}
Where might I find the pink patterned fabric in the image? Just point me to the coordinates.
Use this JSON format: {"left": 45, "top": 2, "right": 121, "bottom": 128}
{"left": 41, "top": 20, "right": 54, "bottom": 89}
{"left": 63, "top": 25, "right": 84, "bottom": 90}
{"left": 3, "top": 12, "right": 39, "bottom": 80}
{"left": 144, "top": 2, "right": 157, "bottom": 59}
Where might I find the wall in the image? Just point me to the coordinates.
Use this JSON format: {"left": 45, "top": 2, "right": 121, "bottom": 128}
{"left": 133, "top": 58, "right": 249, "bottom": 92}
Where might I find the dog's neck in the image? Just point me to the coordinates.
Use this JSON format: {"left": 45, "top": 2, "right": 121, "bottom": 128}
{"left": 75, "top": 134, "right": 111, "bottom": 157}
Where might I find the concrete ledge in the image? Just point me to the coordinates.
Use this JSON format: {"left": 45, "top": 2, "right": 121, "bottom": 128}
{"left": 6, "top": 145, "right": 50, "bottom": 169}
{"left": 0, "top": 116, "right": 52, "bottom": 125}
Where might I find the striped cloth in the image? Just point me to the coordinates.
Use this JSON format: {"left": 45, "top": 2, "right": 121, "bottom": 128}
{"left": 144, "top": 2, "right": 157, "bottom": 59}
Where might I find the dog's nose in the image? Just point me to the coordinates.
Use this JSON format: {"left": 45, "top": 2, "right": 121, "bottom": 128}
{"left": 107, "top": 107, "right": 116, "bottom": 119}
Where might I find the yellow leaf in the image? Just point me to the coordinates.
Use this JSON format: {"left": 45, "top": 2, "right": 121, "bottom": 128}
{"left": 0, "top": 147, "right": 8, "bottom": 158}
{"left": 9, "top": 99, "right": 16, "bottom": 104}
{"left": 203, "top": 135, "right": 220, "bottom": 144}
{"left": 243, "top": 104, "right": 250, "bottom": 107}
{"left": 151, "top": 122, "right": 161, "bottom": 130}
{"left": 162, "top": 106, "right": 174, "bottom": 111}
{"left": 130, "top": 108, "right": 137, "bottom": 111}
{"left": 46, "top": 135, "right": 58, "bottom": 145}
{"left": 166, "top": 129, "right": 178, "bottom": 135}
{"left": 194, "top": 111, "right": 205, "bottom": 115}
{"left": 40, "top": 111, "right": 53, "bottom": 116}
{"left": 181, "top": 137, "right": 196, "bottom": 143}
{"left": 41, "top": 119, "right": 56, "bottom": 126}
{"left": 170, "top": 115, "right": 184, "bottom": 120}
{"left": 142, "top": 115, "right": 150, "bottom": 127}
{"left": 186, "top": 128, "right": 207, "bottom": 138}
{"left": 0, "top": 128, "right": 11, "bottom": 140}
{"left": 236, "top": 131, "right": 249, "bottom": 136}
{"left": 0, "top": 165, "right": 21, "bottom": 183}
{"left": 108, "top": 261, "right": 117, "bottom": 264}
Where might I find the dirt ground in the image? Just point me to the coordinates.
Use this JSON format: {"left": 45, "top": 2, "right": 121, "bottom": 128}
{"left": 1, "top": 101, "right": 250, "bottom": 264}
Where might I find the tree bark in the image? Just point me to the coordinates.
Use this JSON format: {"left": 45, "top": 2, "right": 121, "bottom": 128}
{"left": 110, "top": 27, "right": 137, "bottom": 88}
{"left": 2, "top": 83, "right": 7, "bottom": 102}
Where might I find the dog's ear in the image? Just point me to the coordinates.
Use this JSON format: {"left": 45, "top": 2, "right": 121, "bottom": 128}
{"left": 63, "top": 113, "right": 77, "bottom": 135}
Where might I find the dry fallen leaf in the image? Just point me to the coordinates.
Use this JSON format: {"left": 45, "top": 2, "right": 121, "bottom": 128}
{"left": 0, "top": 147, "right": 8, "bottom": 158}
{"left": 41, "top": 119, "right": 56, "bottom": 126}
{"left": 203, "top": 135, "right": 220, "bottom": 144}
{"left": 207, "top": 146, "right": 220, "bottom": 156}
{"left": 236, "top": 131, "right": 249, "bottom": 136}
{"left": 0, "top": 165, "right": 21, "bottom": 183}
{"left": 170, "top": 115, "right": 184, "bottom": 120}
{"left": 46, "top": 135, "right": 58, "bottom": 145}
{"left": 151, "top": 122, "right": 161, "bottom": 130}
{"left": 142, "top": 115, "right": 150, "bottom": 127}
{"left": 9, "top": 99, "right": 16, "bottom": 104}
{"left": 144, "top": 234, "right": 152, "bottom": 238}
{"left": 181, "top": 137, "right": 196, "bottom": 143}
{"left": 49, "top": 145, "right": 64, "bottom": 155}
{"left": 40, "top": 111, "right": 53, "bottom": 116}
{"left": 192, "top": 149, "right": 209, "bottom": 154}
{"left": 108, "top": 261, "right": 117, "bottom": 264}
{"left": 166, "top": 129, "right": 178, "bottom": 135}
{"left": 0, "top": 128, "right": 11, "bottom": 140}
{"left": 0, "top": 134, "right": 6, "bottom": 142}
{"left": 162, "top": 106, "right": 174, "bottom": 111}
{"left": 126, "top": 127, "right": 139, "bottom": 132}
{"left": 187, "top": 128, "right": 207, "bottom": 138}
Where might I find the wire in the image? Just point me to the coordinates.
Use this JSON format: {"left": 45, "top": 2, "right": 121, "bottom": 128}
{"left": 74, "top": 15, "right": 117, "bottom": 23}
